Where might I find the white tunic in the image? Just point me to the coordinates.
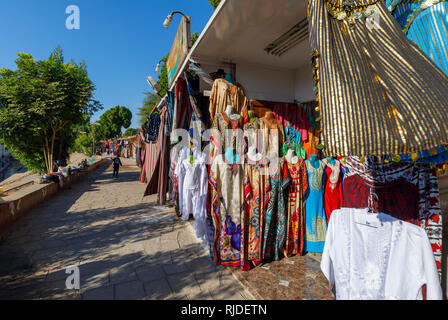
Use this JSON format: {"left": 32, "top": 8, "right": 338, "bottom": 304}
{"left": 174, "top": 148, "right": 209, "bottom": 241}
{"left": 321, "top": 208, "right": 442, "bottom": 300}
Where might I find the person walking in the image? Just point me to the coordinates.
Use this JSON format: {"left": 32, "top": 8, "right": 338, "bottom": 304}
{"left": 112, "top": 154, "right": 123, "bottom": 177}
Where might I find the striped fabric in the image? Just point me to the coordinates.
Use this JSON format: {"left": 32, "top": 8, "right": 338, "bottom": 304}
{"left": 387, "top": 1, "right": 448, "bottom": 163}
{"left": 389, "top": 1, "right": 448, "bottom": 75}
{"left": 143, "top": 107, "right": 166, "bottom": 195}
{"left": 308, "top": 0, "right": 448, "bottom": 158}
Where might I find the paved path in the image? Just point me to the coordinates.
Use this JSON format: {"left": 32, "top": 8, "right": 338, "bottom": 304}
{"left": 0, "top": 159, "right": 253, "bottom": 300}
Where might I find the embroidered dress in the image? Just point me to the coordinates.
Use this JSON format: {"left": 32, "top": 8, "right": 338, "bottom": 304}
{"left": 259, "top": 118, "right": 284, "bottom": 160}
{"left": 285, "top": 158, "right": 308, "bottom": 256}
{"left": 211, "top": 112, "right": 244, "bottom": 162}
{"left": 321, "top": 208, "right": 442, "bottom": 300}
{"left": 209, "top": 155, "right": 245, "bottom": 268}
{"left": 304, "top": 159, "right": 327, "bottom": 253}
{"left": 209, "top": 78, "right": 248, "bottom": 124}
{"left": 243, "top": 119, "right": 261, "bottom": 154}
{"left": 243, "top": 155, "right": 268, "bottom": 268}
{"left": 342, "top": 156, "right": 443, "bottom": 277}
{"left": 262, "top": 158, "right": 291, "bottom": 260}
{"left": 323, "top": 160, "right": 343, "bottom": 221}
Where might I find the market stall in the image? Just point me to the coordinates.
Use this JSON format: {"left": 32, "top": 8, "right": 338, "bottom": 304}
{"left": 142, "top": 0, "right": 448, "bottom": 300}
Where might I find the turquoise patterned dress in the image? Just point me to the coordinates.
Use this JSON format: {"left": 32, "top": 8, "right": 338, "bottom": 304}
{"left": 304, "top": 159, "right": 327, "bottom": 253}
{"left": 261, "top": 158, "right": 290, "bottom": 261}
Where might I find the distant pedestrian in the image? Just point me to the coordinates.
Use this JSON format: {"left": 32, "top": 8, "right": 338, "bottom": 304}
{"left": 112, "top": 154, "right": 123, "bottom": 177}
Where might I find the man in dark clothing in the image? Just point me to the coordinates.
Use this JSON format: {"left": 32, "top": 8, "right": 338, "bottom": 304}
{"left": 112, "top": 155, "right": 123, "bottom": 177}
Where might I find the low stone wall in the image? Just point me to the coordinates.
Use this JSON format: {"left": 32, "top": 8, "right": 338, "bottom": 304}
{"left": 0, "top": 158, "right": 108, "bottom": 233}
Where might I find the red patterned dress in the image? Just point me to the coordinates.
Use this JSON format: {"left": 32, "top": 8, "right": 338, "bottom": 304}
{"left": 285, "top": 159, "right": 308, "bottom": 256}
{"left": 243, "top": 155, "right": 268, "bottom": 269}
{"left": 323, "top": 160, "right": 343, "bottom": 221}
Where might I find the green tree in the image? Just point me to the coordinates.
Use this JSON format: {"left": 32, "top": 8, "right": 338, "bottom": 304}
{"left": 208, "top": 0, "right": 221, "bottom": 9}
{"left": 191, "top": 32, "right": 199, "bottom": 46}
{"left": 157, "top": 55, "right": 169, "bottom": 97}
{"left": 123, "top": 128, "right": 138, "bottom": 137}
{"left": 0, "top": 47, "right": 102, "bottom": 173}
{"left": 137, "top": 92, "right": 159, "bottom": 127}
{"left": 97, "top": 106, "right": 132, "bottom": 140}
{"left": 74, "top": 133, "right": 93, "bottom": 157}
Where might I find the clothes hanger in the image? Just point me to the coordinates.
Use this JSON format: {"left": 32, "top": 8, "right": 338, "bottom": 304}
{"left": 367, "top": 188, "right": 379, "bottom": 214}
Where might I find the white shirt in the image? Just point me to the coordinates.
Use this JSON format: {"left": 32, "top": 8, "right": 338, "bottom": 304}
{"left": 321, "top": 208, "right": 442, "bottom": 300}
{"left": 174, "top": 148, "right": 209, "bottom": 243}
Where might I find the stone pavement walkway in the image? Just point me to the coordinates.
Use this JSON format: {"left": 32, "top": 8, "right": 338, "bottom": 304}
{"left": 0, "top": 159, "right": 253, "bottom": 300}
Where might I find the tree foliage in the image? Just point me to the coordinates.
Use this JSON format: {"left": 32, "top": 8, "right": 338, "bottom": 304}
{"left": 208, "top": 0, "right": 221, "bottom": 9}
{"left": 123, "top": 128, "right": 138, "bottom": 137}
{"left": 0, "top": 47, "right": 102, "bottom": 173}
{"left": 96, "top": 105, "right": 132, "bottom": 140}
{"left": 191, "top": 32, "right": 199, "bottom": 46}
{"left": 74, "top": 133, "right": 93, "bottom": 157}
{"left": 137, "top": 92, "right": 159, "bottom": 127}
{"left": 157, "top": 55, "right": 169, "bottom": 98}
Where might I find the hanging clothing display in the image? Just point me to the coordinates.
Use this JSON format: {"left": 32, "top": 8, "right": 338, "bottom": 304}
{"left": 141, "top": 101, "right": 170, "bottom": 205}
{"left": 323, "top": 159, "right": 343, "bottom": 221}
{"left": 171, "top": 77, "right": 193, "bottom": 145}
{"left": 386, "top": 0, "right": 448, "bottom": 165}
{"left": 321, "top": 208, "right": 442, "bottom": 300}
{"left": 387, "top": 0, "right": 448, "bottom": 74}
{"left": 243, "top": 155, "right": 269, "bottom": 268}
{"left": 272, "top": 102, "right": 310, "bottom": 144}
{"left": 304, "top": 158, "right": 327, "bottom": 254}
{"left": 258, "top": 115, "right": 284, "bottom": 160}
{"left": 243, "top": 118, "right": 261, "bottom": 154}
{"left": 185, "top": 71, "right": 207, "bottom": 148}
{"left": 285, "top": 158, "right": 308, "bottom": 256}
{"left": 146, "top": 113, "right": 161, "bottom": 142}
{"left": 142, "top": 60, "right": 445, "bottom": 302}
{"left": 209, "top": 155, "right": 245, "bottom": 268}
{"left": 175, "top": 147, "right": 209, "bottom": 240}
{"left": 308, "top": 0, "right": 448, "bottom": 158}
{"left": 262, "top": 158, "right": 290, "bottom": 261}
{"left": 209, "top": 78, "right": 249, "bottom": 124}
{"left": 342, "top": 155, "right": 443, "bottom": 277}
{"left": 212, "top": 112, "right": 245, "bottom": 162}
{"left": 302, "top": 125, "right": 320, "bottom": 159}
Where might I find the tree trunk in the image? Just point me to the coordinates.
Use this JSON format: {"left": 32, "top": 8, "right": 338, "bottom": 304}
{"left": 57, "top": 130, "right": 63, "bottom": 164}
{"left": 43, "top": 132, "right": 50, "bottom": 173}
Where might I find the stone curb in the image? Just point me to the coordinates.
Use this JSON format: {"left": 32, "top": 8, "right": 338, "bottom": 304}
{"left": 0, "top": 158, "right": 108, "bottom": 233}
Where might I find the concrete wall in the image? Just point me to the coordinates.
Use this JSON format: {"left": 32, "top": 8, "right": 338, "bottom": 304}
{"left": 0, "top": 158, "right": 107, "bottom": 233}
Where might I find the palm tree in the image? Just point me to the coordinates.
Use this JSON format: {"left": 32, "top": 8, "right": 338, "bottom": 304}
{"left": 137, "top": 92, "right": 160, "bottom": 127}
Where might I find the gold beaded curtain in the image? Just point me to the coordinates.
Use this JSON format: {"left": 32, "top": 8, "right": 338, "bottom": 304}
{"left": 308, "top": 0, "right": 448, "bottom": 158}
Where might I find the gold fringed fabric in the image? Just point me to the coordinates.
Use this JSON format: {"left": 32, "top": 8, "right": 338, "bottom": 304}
{"left": 308, "top": 0, "right": 448, "bottom": 157}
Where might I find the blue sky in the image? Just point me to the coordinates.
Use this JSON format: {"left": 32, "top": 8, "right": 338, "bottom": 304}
{"left": 0, "top": 0, "right": 214, "bottom": 129}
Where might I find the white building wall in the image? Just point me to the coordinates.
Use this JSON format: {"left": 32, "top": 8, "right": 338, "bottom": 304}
{"left": 235, "top": 63, "right": 295, "bottom": 103}
{"left": 196, "top": 60, "right": 314, "bottom": 105}
{"left": 294, "top": 63, "right": 315, "bottom": 103}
